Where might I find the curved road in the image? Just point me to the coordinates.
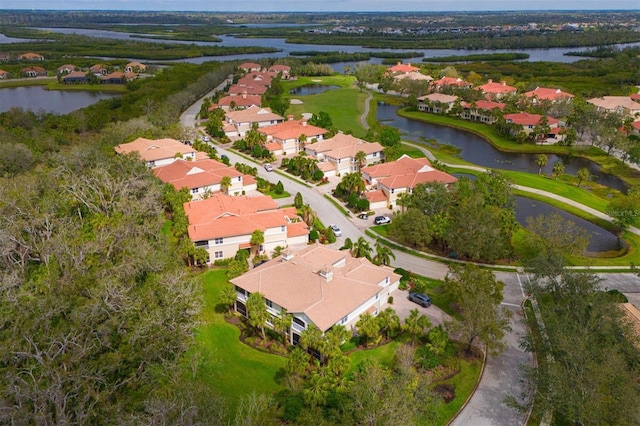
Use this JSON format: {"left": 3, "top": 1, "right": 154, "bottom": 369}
{"left": 180, "top": 85, "right": 640, "bottom": 426}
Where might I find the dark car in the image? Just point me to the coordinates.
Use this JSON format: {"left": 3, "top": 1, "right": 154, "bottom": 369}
{"left": 374, "top": 215, "right": 391, "bottom": 225}
{"left": 408, "top": 292, "right": 432, "bottom": 307}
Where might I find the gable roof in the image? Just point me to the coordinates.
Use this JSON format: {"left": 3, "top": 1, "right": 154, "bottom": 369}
{"left": 269, "top": 64, "right": 291, "bottom": 73}
{"left": 306, "top": 133, "right": 384, "bottom": 158}
{"left": 231, "top": 244, "right": 400, "bottom": 331}
{"left": 153, "top": 158, "right": 244, "bottom": 190}
{"left": 418, "top": 93, "right": 458, "bottom": 103}
{"left": 212, "top": 94, "right": 263, "bottom": 109}
{"left": 587, "top": 96, "right": 640, "bottom": 113}
{"left": 114, "top": 137, "right": 197, "bottom": 163}
{"left": 228, "top": 84, "right": 268, "bottom": 96}
{"left": 433, "top": 76, "right": 472, "bottom": 88}
{"left": 524, "top": 87, "right": 574, "bottom": 101}
{"left": 239, "top": 62, "right": 261, "bottom": 71}
{"left": 363, "top": 155, "right": 457, "bottom": 189}
{"left": 477, "top": 80, "right": 517, "bottom": 95}
{"left": 225, "top": 105, "right": 284, "bottom": 124}
{"left": 504, "top": 112, "right": 559, "bottom": 126}
{"left": 460, "top": 99, "right": 506, "bottom": 111}
{"left": 259, "top": 118, "right": 328, "bottom": 141}
{"left": 386, "top": 62, "right": 420, "bottom": 74}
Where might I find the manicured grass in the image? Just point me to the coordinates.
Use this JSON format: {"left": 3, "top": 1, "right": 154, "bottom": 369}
{"left": 195, "top": 269, "right": 285, "bottom": 409}
{"left": 0, "top": 77, "right": 56, "bottom": 88}
{"left": 282, "top": 75, "right": 369, "bottom": 137}
{"left": 347, "top": 340, "right": 400, "bottom": 372}
{"left": 263, "top": 190, "right": 291, "bottom": 199}
{"left": 431, "top": 355, "right": 483, "bottom": 425}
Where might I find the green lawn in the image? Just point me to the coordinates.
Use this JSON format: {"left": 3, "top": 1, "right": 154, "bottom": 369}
{"left": 194, "top": 269, "right": 285, "bottom": 408}
{"left": 282, "top": 75, "right": 369, "bottom": 138}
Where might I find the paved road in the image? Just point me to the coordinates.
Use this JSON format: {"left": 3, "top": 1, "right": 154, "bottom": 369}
{"left": 180, "top": 88, "right": 640, "bottom": 426}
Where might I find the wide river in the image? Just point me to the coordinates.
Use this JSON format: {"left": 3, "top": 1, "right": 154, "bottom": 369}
{"left": 0, "top": 86, "right": 119, "bottom": 115}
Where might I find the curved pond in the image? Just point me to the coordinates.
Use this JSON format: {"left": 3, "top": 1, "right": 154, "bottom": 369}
{"left": 514, "top": 196, "right": 621, "bottom": 253}
{"left": 377, "top": 102, "right": 627, "bottom": 193}
{"left": 288, "top": 84, "right": 340, "bottom": 95}
{"left": 453, "top": 172, "right": 621, "bottom": 253}
{"left": 0, "top": 86, "right": 120, "bottom": 114}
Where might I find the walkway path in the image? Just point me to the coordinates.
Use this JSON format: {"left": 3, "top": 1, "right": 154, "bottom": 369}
{"left": 360, "top": 89, "right": 373, "bottom": 130}
{"left": 179, "top": 86, "right": 640, "bottom": 426}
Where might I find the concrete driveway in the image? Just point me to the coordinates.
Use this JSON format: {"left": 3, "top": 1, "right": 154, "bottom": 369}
{"left": 390, "top": 288, "right": 450, "bottom": 327}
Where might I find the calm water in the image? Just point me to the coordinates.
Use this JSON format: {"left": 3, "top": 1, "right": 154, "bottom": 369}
{"left": 0, "top": 86, "right": 120, "bottom": 114}
{"left": 288, "top": 84, "right": 340, "bottom": 95}
{"left": 377, "top": 103, "right": 627, "bottom": 192}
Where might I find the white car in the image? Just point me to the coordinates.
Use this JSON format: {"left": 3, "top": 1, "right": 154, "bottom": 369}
{"left": 329, "top": 224, "right": 342, "bottom": 237}
{"left": 202, "top": 135, "right": 210, "bottom": 142}
{"left": 374, "top": 216, "right": 391, "bottom": 225}
{"left": 264, "top": 163, "right": 274, "bottom": 172}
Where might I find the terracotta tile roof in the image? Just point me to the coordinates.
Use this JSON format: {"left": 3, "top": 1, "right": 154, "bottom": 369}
{"left": 306, "top": 133, "right": 384, "bottom": 159}
{"left": 365, "top": 189, "right": 387, "bottom": 203}
{"left": 269, "top": 64, "right": 291, "bottom": 73}
{"left": 225, "top": 105, "right": 284, "bottom": 124}
{"left": 631, "top": 94, "right": 640, "bottom": 101}
{"left": 228, "top": 84, "right": 268, "bottom": 96}
{"left": 504, "top": 112, "right": 559, "bottom": 126}
{"left": 393, "top": 72, "right": 433, "bottom": 82}
{"left": 19, "top": 52, "right": 43, "bottom": 60}
{"left": 213, "top": 94, "right": 262, "bottom": 109}
{"left": 418, "top": 93, "right": 458, "bottom": 103}
{"left": 460, "top": 100, "right": 506, "bottom": 111}
{"left": 239, "top": 62, "right": 261, "bottom": 70}
{"left": 379, "top": 169, "right": 457, "bottom": 189}
{"left": 524, "top": 87, "right": 574, "bottom": 101}
{"left": 587, "top": 96, "right": 640, "bottom": 112}
{"left": 265, "top": 142, "right": 282, "bottom": 152}
{"left": 114, "top": 137, "right": 197, "bottom": 163}
{"left": 231, "top": 244, "right": 401, "bottom": 331}
{"left": 153, "top": 158, "right": 244, "bottom": 191}
{"left": 184, "top": 193, "right": 278, "bottom": 225}
{"left": 386, "top": 62, "right": 420, "bottom": 74}
{"left": 433, "top": 76, "right": 472, "bottom": 88}
{"left": 57, "top": 64, "right": 76, "bottom": 73}
{"left": 362, "top": 155, "right": 432, "bottom": 178}
{"left": 63, "top": 71, "right": 88, "bottom": 80}
{"left": 259, "top": 118, "right": 328, "bottom": 141}
{"left": 317, "top": 161, "right": 336, "bottom": 172}
{"left": 632, "top": 121, "right": 640, "bottom": 131}
{"left": 477, "top": 80, "right": 517, "bottom": 94}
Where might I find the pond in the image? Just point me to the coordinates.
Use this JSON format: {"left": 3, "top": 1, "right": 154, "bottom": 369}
{"left": 377, "top": 102, "right": 627, "bottom": 193}
{"left": 0, "top": 86, "right": 120, "bottom": 114}
{"left": 453, "top": 172, "right": 621, "bottom": 253}
{"left": 288, "top": 84, "right": 340, "bottom": 95}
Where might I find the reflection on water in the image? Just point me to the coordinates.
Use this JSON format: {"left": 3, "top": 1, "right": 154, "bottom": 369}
{"left": 288, "top": 84, "right": 340, "bottom": 95}
{"left": 377, "top": 103, "right": 627, "bottom": 193}
{"left": 0, "top": 86, "right": 120, "bottom": 114}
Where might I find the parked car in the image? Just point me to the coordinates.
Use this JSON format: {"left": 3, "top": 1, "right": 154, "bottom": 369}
{"left": 264, "top": 163, "right": 274, "bottom": 172}
{"left": 202, "top": 135, "right": 210, "bottom": 142}
{"left": 329, "top": 224, "right": 342, "bottom": 237}
{"left": 358, "top": 212, "right": 369, "bottom": 220}
{"left": 374, "top": 215, "right": 391, "bottom": 225}
{"left": 408, "top": 292, "right": 432, "bottom": 307}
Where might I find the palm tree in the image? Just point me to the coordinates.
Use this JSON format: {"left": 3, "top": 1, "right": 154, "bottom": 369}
{"left": 552, "top": 161, "right": 565, "bottom": 180}
{"left": 300, "top": 205, "right": 317, "bottom": 228}
{"left": 220, "top": 175, "right": 232, "bottom": 194}
{"left": 303, "top": 371, "right": 331, "bottom": 408}
{"left": 376, "top": 307, "right": 401, "bottom": 340}
{"left": 373, "top": 242, "right": 396, "bottom": 266}
{"left": 535, "top": 154, "right": 548, "bottom": 175}
{"left": 250, "top": 229, "right": 264, "bottom": 256}
{"left": 272, "top": 308, "right": 293, "bottom": 345}
{"left": 351, "top": 236, "right": 372, "bottom": 260}
{"left": 246, "top": 292, "right": 269, "bottom": 340}
{"left": 577, "top": 167, "right": 590, "bottom": 188}
{"left": 219, "top": 284, "right": 238, "bottom": 316}
{"left": 403, "top": 308, "right": 432, "bottom": 346}
{"left": 300, "top": 325, "right": 327, "bottom": 362}
{"left": 356, "top": 312, "right": 380, "bottom": 347}
{"left": 355, "top": 150, "right": 367, "bottom": 172}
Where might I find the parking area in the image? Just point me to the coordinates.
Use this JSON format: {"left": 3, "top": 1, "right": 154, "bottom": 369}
{"left": 389, "top": 288, "right": 450, "bottom": 327}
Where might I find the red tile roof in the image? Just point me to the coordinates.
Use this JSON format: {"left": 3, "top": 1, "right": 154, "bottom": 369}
{"left": 259, "top": 118, "right": 328, "bottom": 141}
{"left": 387, "top": 62, "right": 420, "bottom": 74}
{"left": 152, "top": 158, "right": 244, "bottom": 191}
{"left": 504, "top": 112, "right": 559, "bottom": 126}
{"left": 460, "top": 100, "right": 506, "bottom": 111}
{"left": 477, "top": 80, "right": 517, "bottom": 94}
{"left": 524, "top": 87, "right": 574, "bottom": 101}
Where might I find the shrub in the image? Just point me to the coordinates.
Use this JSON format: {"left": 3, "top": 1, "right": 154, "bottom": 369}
{"left": 275, "top": 181, "right": 285, "bottom": 195}
{"left": 309, "top": 229, "right": 319, "bottom": 242}
{"left": 312, "top": 169, "right": 324, "bottom": 181}
{"left": 388, "top": 296, "right": 394, "bottom": 304}
{"left": 394, "top": 267, "right": 411, "bottom": 281}
{"left": 356, "top": 197, "right": 370, "bottom": 212}
{"left": 213, "top": 257, "right": 233, "bottom": 267}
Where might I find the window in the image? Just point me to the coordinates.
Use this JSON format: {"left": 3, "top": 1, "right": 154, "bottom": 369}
{"left": 340, "top": 315, "right": 348, "bottom": 325}
{"left": 237, "top": 176, "right": 242, "bottom": 181}
{"left": 293, "top": 317, "right": 306, "bottom": 328}
{"left": 191, "top": 188, "right": 199, "bottom": 194}
{"left": 373, "top": 152, "right": 377, "bottom": 157}
{"left": 214, "top": 237, "right": 223, "bottom": 245}
{"left": 281, "top": 226, "right": 286, "bottom": 232}
{"left": 266, "top": 299, "right": 273, "bottom": 308}
{"left": 214, "top": 251, "right": 223, "bottom": 259}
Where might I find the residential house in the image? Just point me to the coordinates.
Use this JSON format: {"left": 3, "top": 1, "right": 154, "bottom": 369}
{"left": 238, "top": 71, "right": 274, "bottom": 87}
{"left": 304, "top": 133, "right": 384, "bottom": 177}
{"left": 417, "top": 93, "right": 458, "bottom": 113}
{"left": 0, "top": 69, "right": 9, "bottom": 79}
{"left": 630, "top": 121, "right": 640, "bottom": 137}
{"left": 90, "top": 64, "right": 109, "bottom": 75}
{"left": 268, "top": 64, "right": 291, "bottom": 78}
{"left": 393, "top": 71, "right": 433, "bottom": 84}
{"left": 21, "top": 66, "right": 47, "bottom": 77}
{"left": 228, "top": 84, "right": 268, "bottom": 97}
{"left": 361, "top": 154, "right": 457, "bottom": 209}
{"left": 523, "top": 87, "right": 574, "bottom": 103}
{"left": 62, "top": 71, "right": 90, "bottom": 84}
{"left": 56, "top": 64, "right": 77, "bottom": 75}
{"left": 504, "top": 112, "right": 562, "bottom": 141}
{"left": 0, "top": 53, "right": 10, "bottom": 62}
{"left": 477, "top": 80, "right": 517, "bottom": 100}
{"left": 230, "top": 243, "right": 401, "bottom": 343}
{"left": 431, "top": 76, "right": 473, "bottom": 91}
{"left": 125, "top": 62, "right": 146, "bottom": 73}
{"left": 115, "top": 137, "right": 202, "bottom": 168}
{"left": 100, "top": 71, "right": 127, "bottom": 84}
{"left": 18, "top": 52, "right": 44, "bottom": 61}
{"left": 211, "top": 93, "right": 262, "bottom": 111}
{"left": 259, "top": 117, "right": 328, "bottom": 156}
{"left": 184, "top": 193, "right": 309, "bottom": 263}
{"left": 386, "top": 62, "right": 420, "bottom": 75}
{"left": 460, "top": 99, "right": 506, "bottom": 123}
{"left": 153, "top": 158, "right": 256, "bottom": 199}
{"left": 239, "top": 62, "right": 262, "bottom": 72}
{"left": 587, "top": 96, "right": 640, "bottom": 119}
{"left": 224, "top": 105, "right": 284, "bottom": 138}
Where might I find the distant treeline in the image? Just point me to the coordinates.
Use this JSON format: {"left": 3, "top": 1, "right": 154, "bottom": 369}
{"left": 289, "top": 50, "right": 423, "bottom": 59}
{"left": 423, "top": 53, "right": 530, "bottom": 62}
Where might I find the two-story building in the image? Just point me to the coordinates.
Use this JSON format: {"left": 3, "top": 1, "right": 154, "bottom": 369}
{"left": 259, "top": 117, "right": 328, "bottom": 156}
{"left": 115, "top": 137, "right": 203, "bottom": 168}
{"left": 230, "top": 243, "right": 401, "bottom": 344}
{"left": 184, "top": 193, "right": 309, "bottom": 262}
{"left": 417, "top": 93, "right": 459, "bottom": 113}
{"left": 304, "top": 133, "right": 384, "bottom": 177}
{"left": 477, "top": 80, "right": 517, "bottom": 100}
{"left": 523, "top": 87, "right": 574, "bottom": 103}
{"left": 459, "top": 100, "right": 506, "bottom": 123}
{"left": 503, "top": 112, "right": 562, "bottom": 141}
{"left": 362, "top": 155, "right": 457, "bottom": 209}
{"left": 153, "top": 158, "right": 257, "bottom": 199}
{"left": 224, "top": 105, "right": 285, "bottom": 138}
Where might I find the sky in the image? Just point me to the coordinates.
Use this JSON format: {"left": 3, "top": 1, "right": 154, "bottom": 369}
{"left": 1, "top": 0, "right": 639, "bottom": 12}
